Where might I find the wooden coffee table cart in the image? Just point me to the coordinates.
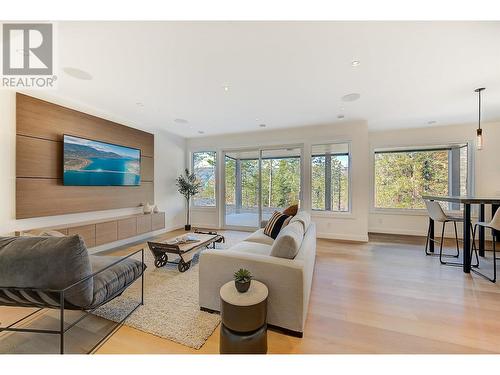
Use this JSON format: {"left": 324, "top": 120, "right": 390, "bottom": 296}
{"left": 147, "top": 230, "right": 225, "bottom": 272}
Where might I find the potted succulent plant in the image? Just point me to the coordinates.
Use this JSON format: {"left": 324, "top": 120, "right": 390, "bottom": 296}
{"left": 176, "top": 169, "right": 201, "bottom": 231}
{"left": 233, "top": 268, "right": 252, "bottom": 293}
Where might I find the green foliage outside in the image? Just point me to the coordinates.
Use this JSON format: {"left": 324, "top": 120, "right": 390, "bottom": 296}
{"left": 224, "top": 156, "right": 301, "bottom": 211}
{"left": 261, "top": 158, "right": 300, "bottom": 209}
{"left": 311, "top": 155, "right": 349, "bottom": 211}
{"left": 192, "top": 151, "right": 216, "bottom": 206}
{"left": 374, "top": 150, "right": 449, "bottom": 209}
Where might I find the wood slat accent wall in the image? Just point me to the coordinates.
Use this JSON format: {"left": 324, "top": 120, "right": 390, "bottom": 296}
{"left": 16, "top": 93, "right": 155, "bottom": 219}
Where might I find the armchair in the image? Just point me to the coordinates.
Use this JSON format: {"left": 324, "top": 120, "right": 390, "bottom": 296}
{"left": 0, "top": 235, "right": 146, "bottom": 354}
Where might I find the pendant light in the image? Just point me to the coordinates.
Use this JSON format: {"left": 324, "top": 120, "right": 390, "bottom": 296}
{"left": 475, "top": 87, "right": 485, "bottom": 150}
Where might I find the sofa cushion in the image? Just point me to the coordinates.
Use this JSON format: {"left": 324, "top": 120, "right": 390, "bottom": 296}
{"left": 282, "top": 204, "right": 299, "bottom": 216}
{"left": 230, "top": 241, "right": 272, "bottom": 256}
{"left": 244, "top": 229, "right": 275, "bottom": 246}
{"left": 290, "top": 211, "right": 311, "bottom": 232}
{"left": 88, "top": 255, "right": 145, "bottom": 309}
{"left": 270, "top": 221, "right": 304, "bottom": 259}
{"left": 263, "top": 211, "right": 292, "bottom": 239}
{"left": 0, "top": 235, "right": 93, "bottom": 308}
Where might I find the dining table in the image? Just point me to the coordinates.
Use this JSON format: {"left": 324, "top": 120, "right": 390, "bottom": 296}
{"left": 422, "top": 195, "right": 500, "bottom": 273}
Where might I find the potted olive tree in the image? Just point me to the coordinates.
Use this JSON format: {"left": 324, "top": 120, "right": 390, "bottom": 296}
{"left": 176, "top": 168, "right": 201, "bottom": 231}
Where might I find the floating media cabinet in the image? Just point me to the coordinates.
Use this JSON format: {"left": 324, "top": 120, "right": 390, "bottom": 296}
{"left": 16, "top": 212, "right": 165, "bottom": 249}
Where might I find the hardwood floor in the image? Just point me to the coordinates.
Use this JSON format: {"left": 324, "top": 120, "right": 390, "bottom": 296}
{"left": 2, "top": 229, "right": 500, "bottom": 354}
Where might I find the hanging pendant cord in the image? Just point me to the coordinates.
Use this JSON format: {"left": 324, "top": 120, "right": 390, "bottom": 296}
{"left": 478, "top": 89, "right": 482, "bottom": 130}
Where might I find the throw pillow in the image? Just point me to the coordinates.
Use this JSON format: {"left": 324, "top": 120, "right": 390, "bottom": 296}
{"left": 282, "top": 204, "right": 298, "bottom": 216}
{"left": 290, "top": 210, "right": 311, "bottom": 231}
{"left": 270, "top": 221, "right": 304, "bottom": 259}
{"left": 263, "top": 211, "right": 292, "bottom": 239}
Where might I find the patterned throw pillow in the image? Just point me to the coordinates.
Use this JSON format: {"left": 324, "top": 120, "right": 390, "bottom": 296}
{"left": 263, "top": 211, "right": 292, "bottom": 239}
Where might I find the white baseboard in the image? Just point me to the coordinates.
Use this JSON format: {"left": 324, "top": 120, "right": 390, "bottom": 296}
{"left": 316, "top": 232, "right": 369, "bottom": 242}
{"left": 368, "top": 227, "right": 464, "bottom": 238}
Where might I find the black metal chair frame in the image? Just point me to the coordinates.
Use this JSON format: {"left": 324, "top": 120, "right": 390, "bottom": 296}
{"left": 0, "top": 249, "right": 145, "bottom": 354}
{"left": 425, "top": 220, "right": 479, "bottom": 268}
{"left": 471, "top": 225, "right": 499, "bottom": 283}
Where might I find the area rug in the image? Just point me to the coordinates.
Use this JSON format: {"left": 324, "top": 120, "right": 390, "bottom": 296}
{"left": 93, "top": 249, "right": 221, "bottom": 349}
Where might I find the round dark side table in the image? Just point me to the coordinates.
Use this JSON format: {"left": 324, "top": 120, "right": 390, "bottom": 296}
{"left": 219, "top": 280, "right": 268, "bottom": 354}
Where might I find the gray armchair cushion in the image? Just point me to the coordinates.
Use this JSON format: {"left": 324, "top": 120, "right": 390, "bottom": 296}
{"left": 88, "top": 255, "right": 145, "bottom": 309}
{"left": 0, "top": 235, "right": 93, "bottom": 308}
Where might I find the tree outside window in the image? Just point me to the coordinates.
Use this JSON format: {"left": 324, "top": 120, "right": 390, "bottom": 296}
{"left": 192, "top": 151, "right": 216, "bottom": 207}
{"left": 374, "top": 144, "right": 469, "bottom": 210}
{"left": 311, "top": 143, "right": 350, "bottom": 212}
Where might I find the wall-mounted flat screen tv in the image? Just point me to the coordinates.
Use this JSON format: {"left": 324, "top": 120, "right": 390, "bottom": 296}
{"left": 63, "top": 135, "right": 141, "bottom": 186}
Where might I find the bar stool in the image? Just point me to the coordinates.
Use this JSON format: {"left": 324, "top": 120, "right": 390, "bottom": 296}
{"left": 424, "top": 200, "right": 479, "bottom": 267}
{"left": 471, "top": 209, "right": 500, "bottom": 282}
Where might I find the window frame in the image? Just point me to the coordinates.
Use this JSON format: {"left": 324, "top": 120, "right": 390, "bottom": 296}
{"left": 370, "top": 141, "right": 474, "bottom": 214}
{"left": 310, "top": 141, "right": 352, "bottom": 214}
{"left": 191, "top": 150, "right": 218, "bottom": 208}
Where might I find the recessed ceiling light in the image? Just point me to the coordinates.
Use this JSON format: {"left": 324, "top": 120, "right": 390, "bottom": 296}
{"left": 259, "top": 124, "right": 266, "bottom": 128}
{"left": 223, "top": 85, "right": 230, "bottom": 92}
{"left": 198, "top": 130, "right": 205, "bottom": 134}
{"left": 341, "top": 93, "right": 361, "bottom": 102}
{"left": 427, "top": 120, "right": 437, "bottom": 125}
{"left": 351, "top": 60, "right": 361, "bottom": 67}
{"left": 63, "top": 67, "right": 93, "bottom": 80}
{"left": 174, "top": 118, "right": 188, "bottom": 124}
{"left": 337, "top": 114, "right": 345, "bottom": 119}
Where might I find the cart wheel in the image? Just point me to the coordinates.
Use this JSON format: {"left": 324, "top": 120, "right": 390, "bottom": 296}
{"left": 178, "top": 260, "right": 191, "bottom": 272}
{"left": 154, "top": 253, "right": 168, "bottom": 268}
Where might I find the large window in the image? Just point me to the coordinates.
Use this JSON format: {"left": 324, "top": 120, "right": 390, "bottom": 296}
{"left": 311, "top": 143, "right": 350, "bottom": 212}
{"left": 192, "top": 151, "right": 216, "bottom": 207}
{"left": 374, "top": 144, "right": 469, "bottom": 210}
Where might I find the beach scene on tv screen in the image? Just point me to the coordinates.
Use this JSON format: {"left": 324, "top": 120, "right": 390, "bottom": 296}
{"left": 63, "top": 135, "right": 141, "bottom": 186}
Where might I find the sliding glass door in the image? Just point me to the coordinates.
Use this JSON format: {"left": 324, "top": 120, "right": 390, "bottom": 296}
{"left": 224, "top": 150, "right": 261, "bottom": 228}
{"left": 223, "top": 146, "right": 302, "bottom": 229}
{"left": 260, "top": 147, "right": 302, "bottom": 221}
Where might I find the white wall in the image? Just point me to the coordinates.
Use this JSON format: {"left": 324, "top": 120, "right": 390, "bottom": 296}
{"left": 187, "top": 119, "right": 500, "bottom": 242}
{"left": 186, "top": 121, "right": 370, "bottom": 242}
{"left": 368, "top": 121, "right": 500, "bottom": 237}
{"left": 154, "top": 129, "right": 187, "bottom": 231}
{"left": 3, "top": 88, "right": 499, "bottom": 244}
{"left": 0, "top": 91, "right": 186, "bottom": 248}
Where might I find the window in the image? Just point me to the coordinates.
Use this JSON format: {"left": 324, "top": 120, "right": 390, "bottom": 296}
{"left": 311, "top": 143, "right": 350, "bottom": 212}
{"left": 374, "top": 144, "right": 469, "bottom": 210}
{"left": 192, "top": 151, "right": 216, "bottom": 207}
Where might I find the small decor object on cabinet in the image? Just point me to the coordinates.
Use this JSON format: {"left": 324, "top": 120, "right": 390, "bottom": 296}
{"left": 143, "top": 202, "right": 153, "bottom": 214}
{"left": 153, "top": 205, "right": 159, "bottom": 213}
{"left": 175, "top": 168, "right": 201, "bottom": 231}
{"left": 234, "top": 268, "right": 252, "bottom": 293}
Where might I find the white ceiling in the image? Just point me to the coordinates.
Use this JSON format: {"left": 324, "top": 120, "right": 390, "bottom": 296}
{"left": 26, "top": 21, "right": 500, "bottom": 138}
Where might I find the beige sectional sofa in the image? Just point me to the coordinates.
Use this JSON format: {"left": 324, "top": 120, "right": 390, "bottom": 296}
{"left": 199, "top": 211, "right": 316, "bottom": 336}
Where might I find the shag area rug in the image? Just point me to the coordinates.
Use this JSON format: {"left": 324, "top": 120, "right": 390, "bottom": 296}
{"left": 94, "top": 249, "right": 220, "bottom": 349}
